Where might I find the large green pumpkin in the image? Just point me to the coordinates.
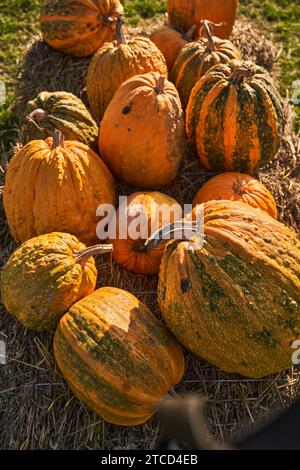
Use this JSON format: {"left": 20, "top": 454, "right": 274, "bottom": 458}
{"left": 23, "top": 91, "right": 99, "bottom": 149}
{"left": 158, "top": 200, "right": 300, "bottom": 378}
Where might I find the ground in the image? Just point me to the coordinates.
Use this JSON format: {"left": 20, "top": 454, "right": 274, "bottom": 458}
{"left": 0, "top": 0, "right": 300, "bottom": 451}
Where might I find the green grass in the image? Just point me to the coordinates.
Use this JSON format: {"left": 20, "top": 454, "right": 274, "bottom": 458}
{"left": 0, "top": 0, "right": 299, "bottom": 151}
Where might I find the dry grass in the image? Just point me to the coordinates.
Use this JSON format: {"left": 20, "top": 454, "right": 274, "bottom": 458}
{"left": 1, "top": 19, "right": 300, "bottom": 450}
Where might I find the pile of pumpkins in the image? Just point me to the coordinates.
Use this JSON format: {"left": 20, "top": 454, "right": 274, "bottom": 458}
{"left": 1, "top": 0, "right": 300, "bottom": 427}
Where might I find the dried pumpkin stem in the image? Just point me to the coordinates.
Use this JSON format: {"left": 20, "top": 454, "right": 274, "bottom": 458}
{"left": 51, "top": 129, "right": 65, "bottom": 149}
{"left": 199, "top": 20, "right": 216, "bottom": 52}
{"left": 144, "top": 221, "right": 199, "bottom": 250}
{"left": 115, "top": 17, "right": 126, "bottom": 46}
{"left": 154, "top": 76, "right": 165, "bottom": 95}
{"left": 233, "top": 179, "right": 248, "bottom": 195}
{"left": 228, "top": 66, "right": 256, "bottom": 85}
{"left": 184, "top": 25, "right": 197, "bottom": 41}
{"left": 74, "top": 244, "right": 113, "bottom": 263}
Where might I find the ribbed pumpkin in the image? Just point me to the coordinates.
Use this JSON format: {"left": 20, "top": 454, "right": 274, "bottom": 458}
{"left": 99, "top": 72, "right": 185, "bottom": 189}
{"left": 157, "top": 200, "right": 300, "bottom": 378}
{"left": 171, "top": 21, "right": 241, "bottom": 108}
{"left": 186, "top": 60, "right": 284, "bottom": 174}
{"left": 193, "top": 173, "right": 278, "bottom": 219}
{"left": 150, "top": 24, "right": 195, "bottom": 72}
{"left": 167, "top": 0, "right": 239, "bottom": 39}
{"left": 109, "top": 192, "right": 182, "bottom": 275}
{"left": 54, "top": 287, "right": 185, "bottom": 426}
{"left": 41, "top": 0, "right": 124, "bottom": 57}
{"left": 3, "top": 131, "right": 116, "bottom": 246}
{"left": 87, "top": 19, "right": 168, "bottom": 122}
{"left": 23, "top": 92, "right": 99, "bottom": 149}
{"left": 1, "top": 233, "right": 112, "bottom": 330}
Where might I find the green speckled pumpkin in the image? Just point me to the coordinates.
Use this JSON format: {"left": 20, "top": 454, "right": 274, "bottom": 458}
{"left": 23, "top": 91, "right": 99, "bottom": 149}
{"left": 186, "top": 60, "right": 284, "bottom": 174}
{"left": 54, "top": 287, "right": 185, "bottom": 425}
{"left": 1, "top": 232, "right": 112, "bottom": 331}
{"left": 158, "top": 200, "right": 300, "bottom": 378}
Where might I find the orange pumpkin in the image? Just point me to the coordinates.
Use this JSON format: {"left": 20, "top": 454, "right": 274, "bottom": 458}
{"left": 3, "top": 131, "right": 116, "bottom": 246}
{"left": 150, "top": 24, "right": 195, "bottom": 72}
{"left": 108, "top": 192, "right": 182, "bottom": 275}
{"left": 99, "top": 72, "right": 185, "bottom": 189}
{"left": 41, "top": 0, "right": 124, "bottom": 57}
{"left": 87, "top": 19, "right": 168, "bottom": 122}
{"left": 167, "top": 0, "right": 239, "bottom": 39}
{"left": 193, "top": 173, "right": 278, "bottom": 219}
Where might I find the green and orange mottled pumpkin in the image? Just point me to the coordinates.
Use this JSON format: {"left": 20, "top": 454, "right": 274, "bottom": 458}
{"left": 186, "top": 60, "right": 284, "bottom": 174}
{"left": 3, "top": 131, "right": 116, "bottom": 246}
{"left": 158, "top": 200, "right": 300, "bottom": 378}
{"left": 1, "top": 233, "right": 111, "bottom": 330}
{"left": 54, "top": 287, "right": 185, "bottom": 426}
{"left": 23, "top": 91, "right": 99, "bottom": 149}
{"left": 41, "top": 0, "right": 124, "bottom": 58}
{"left": 99, "top": 72, "right": 185, "bottom": 189}
{"left": 193, "top": 172, "right": 278, "bottom": 219}
{"left": 171, "top": 21, "right": 241, "bottom": 108}
{"left": 87, "top": 20, "right": 168, "bottom": 122}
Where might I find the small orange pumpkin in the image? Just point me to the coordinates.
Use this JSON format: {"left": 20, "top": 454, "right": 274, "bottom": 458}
{"left": 109, "top": 192, "right": 182, "bottom": 275}
{"left": 41, "top": 0, "right": 124, "bottom": 57}
{"left": 150, "top": 24, "right": 195, "bottom": 72}
{"left": 193, "top": 173, "right": 278, "bottom": 219}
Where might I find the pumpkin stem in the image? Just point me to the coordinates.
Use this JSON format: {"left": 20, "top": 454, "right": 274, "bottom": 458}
{"left": 184, "top": 25, "right": 197, "bottom": 41}
{"left": 144, "top": 221, "right": 200, "bottom": 250}
{"left": 228, "top": 65, "right": 256, "bottom": 85}
{"left": 51, "top": 129, "right": 65, "bottom": 149}
{"left": 233, "top": 179, "right": 248, "bottom": 195}
{"left": 154, "top": 76, "right": 165, "bottom": 95}
{"left": 115, "top": 17, "right": 126, "bottom": 45}
{"left": 199, "top": 20, "right": 216, "bottom": 51}
{"left": 73, "top": 244, "right": 113, "bottom": 264}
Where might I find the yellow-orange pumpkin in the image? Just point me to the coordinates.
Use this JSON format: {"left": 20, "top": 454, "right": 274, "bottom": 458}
{"left": 109, "top": 192, "right": 182, "bottom": 275}
{"left": 150, "top": 24, "right": 195, "bottom": 72}
{"left": 158, "top": 200, "right": 300, "bottom": 378}
{"left": 41, "top": 0, "right": 124, "bottom": 57}
{"left": 54, "top": 287, "right": 185, "bottom": 425}
{"left": 171, "top": 21, "right": 241, "bottom": 108}
{"left": 193, "top": 173, "right": 278, "bottom": 219}
{"left": 1, "top": 232, "right": 112, "bottom": 330}
{"left": 167, "top": 0, "right": 239, "bottom": 39}
{"left": 87, "top": 19, "right": 168, "bottom": 122}
{"left": 3, "top": 131, "right": 116, "bottom": 246}
{"left": 99, "top": 72, "right": 185, "bottom": 189}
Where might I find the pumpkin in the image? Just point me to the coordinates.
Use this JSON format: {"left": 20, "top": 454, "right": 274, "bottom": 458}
{"left": 40, "top": 0, "right": 124, "bottom": 58}
{"left": 157, "top": 200, "right": 300, "bottom": 378}
{"left": 23, "top": 91, "right": 99, "bottom": 149}
{"left": 3, "top": 131, "right": 116, "bottom": 246}
{"left": 54, "top": 287, "right": 185, "bottom": 425}
{"left": 167, "top": 0, "right": 239, "bottom": 39}
{"left": 87, "top": 19, "right": 168, "bottom": 122}
{"left": 1, "top": 232, "right": 112, "bottom": 330}
{"left": 171, "top": 21, "right": 241, "bottom": 108}
{"left": 193, "top": 173, "right": 278, "bottom": 219}
{"left": 108, "top": 192, "right": 182, "bottom": 275}
{"left": 186, "top": 60, "right": 284, "bottom": 174}
{"left": 150, "top": 24, "right": 196, "bottom": 72}
{"left": 99, "top": 72, "right": 185, "bottom": 189}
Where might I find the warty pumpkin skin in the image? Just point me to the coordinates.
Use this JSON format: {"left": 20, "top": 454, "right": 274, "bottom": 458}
{"left": 87, "top": 20, "right": 168, "bottom": 122}
{"left": 1, "top": 233, "right": 112, "bottom": 331}
{"left": 23, "top": 91, "right": 99, "bottom": 149}
{"left": 99, "top": 72, "right": 185, "bottom": 189}
{"left": 186, "top": 60, "right": 284, "bottom": 174}
{"left": 158, "top": 200, "right": 300, "bottom": 378}
{"left": 41, "top": 0, "right": 124, "bottom": 58}
{"left": 150, "top": 24, "right": 195, "bottom": 72}
{"left": 3, "top": 131, "right": 117, "bottom": 246}
{"left": 109, "top": 192, "right": 182, "bottom": 275}
{"left": 171, "top": 21, "right": 241, "bottom": 109}
{"left": 167, "top": 0, "right": 239, "bottom": 39}
{"left": 54, "top": 287, "right": 185, "bottom": 426}
{"left": 193, "top": 173, "right": 278, "bottom": 219}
